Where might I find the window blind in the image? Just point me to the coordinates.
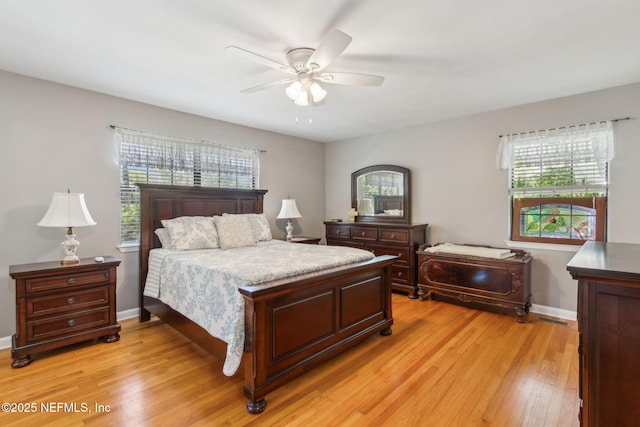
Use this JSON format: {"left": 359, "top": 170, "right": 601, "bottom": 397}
{"left": 497, "top": 121, "right": 613, "bottom": 197}
{"left": 115, "top": 127, "right": 261, "bottom": 244}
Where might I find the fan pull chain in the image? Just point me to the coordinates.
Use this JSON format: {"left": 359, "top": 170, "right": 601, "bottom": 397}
{"left": 293, "top": 105, "right": 313, "bottom": 124}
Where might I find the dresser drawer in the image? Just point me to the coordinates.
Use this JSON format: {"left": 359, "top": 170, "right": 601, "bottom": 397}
{"left": 27, "top": 287, "right": 110, "bottom": 318}
{"left": 26, "top": 270, "right": 111, "bottom": 295}
{"left": 327, "top": 239, "right": 365, "bottom": 249}
{"left": 391, "top": 265, "right": 411, "bottom": 285}
{"left": 352, "top": 227, "right": 377, "bottom": 241}
{"left": 26, "top": 308, "right": 110, "bottom": 344}
{"left": 379, "top": 229, "right": 410, "bottom": 244}
{"left": 326, "top": 225, "right": 351, "bottom": 239}
{"left": 369, "top": 246, "right": 410, "bottom": 264}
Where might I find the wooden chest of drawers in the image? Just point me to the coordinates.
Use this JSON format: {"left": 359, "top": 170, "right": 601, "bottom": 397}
{"left": 9, "top": 256, "right": 121, "bottom": 367}
{"left": 325, "top": 222, "right": 427, "bottom": 297}
{"left": 567, "top": 242, "right": 640, "bottom": 426}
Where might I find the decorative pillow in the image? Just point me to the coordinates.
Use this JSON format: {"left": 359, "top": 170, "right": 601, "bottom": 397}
{"left": 214, "top": 215, "right": 257, "bottom": 250}
{"left": 222, "top": 213, "right": 272, "bottom": 241}
{"left": 160, "top": 216, "right": 219, "bottom": 251}
{"left": 154, "top": 228, "right": 171, "bottom": 248}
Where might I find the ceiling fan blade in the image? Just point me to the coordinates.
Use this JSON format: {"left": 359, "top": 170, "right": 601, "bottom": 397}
{"left": 317, "top": 72, "right": 384, "bottom": 86}
{"left": 226, "top": 46, "right": 295, "bottom": 74}
{"left": 306, "top": 30, "right": 352, "bottom": 71}
{"left": 240, "top": 78, "right": 296, "bottom": 94}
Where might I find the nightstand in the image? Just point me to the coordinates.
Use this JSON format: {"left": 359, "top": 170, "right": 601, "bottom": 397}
{"left": 9, "top": 256, "right": 121, "bottom": 368}
{"left": 287, "top": 237, "right": 321, "bottom": 244}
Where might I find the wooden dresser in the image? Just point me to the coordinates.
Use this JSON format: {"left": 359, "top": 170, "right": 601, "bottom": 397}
{"left": 567, "top": 241, "right": 640, "bottom": 426}
{"left": 10, "top": 256, "right": 121, "bottom": 367}
{"left": 325, "top": 221, "right": 427, "bottom": 297}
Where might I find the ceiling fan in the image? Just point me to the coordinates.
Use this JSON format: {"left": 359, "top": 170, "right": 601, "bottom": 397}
{"left": 226, "top": 30, "right": 384, "bottom": 107}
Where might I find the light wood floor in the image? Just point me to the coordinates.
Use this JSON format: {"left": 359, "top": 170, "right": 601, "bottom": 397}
{"left": 0, "top": 294, "right": 579, "bottom": 427}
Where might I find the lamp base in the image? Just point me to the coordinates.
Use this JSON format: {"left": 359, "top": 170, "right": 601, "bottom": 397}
{"left": 285, "top": 219, "right": 294, "bottom": 240}
{"left": 61, "top": 227, "right": 80, "bottom": 265}
{"left": 61, "top": 256, "right": 80, "bottom": 265}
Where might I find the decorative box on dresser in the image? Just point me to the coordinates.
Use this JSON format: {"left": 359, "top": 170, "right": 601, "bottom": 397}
{"left": 567, "top": 241, "right": 640, "bottom": 427}
{"left": 9, "top": 256, "right": 121, "bottom": 368}
{"left": 325, "top": 221, "right": 427, "bottom": 297}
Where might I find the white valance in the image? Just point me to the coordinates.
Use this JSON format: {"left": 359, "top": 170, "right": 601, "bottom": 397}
{"left": 496, "top": 121, "right": 614, "bottom": 170}
{"left": 115, "top": 127, "right": 261, "bottom": 178}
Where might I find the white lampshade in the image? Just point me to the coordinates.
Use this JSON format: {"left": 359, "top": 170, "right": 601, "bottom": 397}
{"left": 285, "top": 81, "right": 302, "bottom": 101}
{"left": 309, "top": 82, "right": 327, "bottom": 103}
{"left": 277, "top": 199, "right": 302, "bottom": 241}
{"left": 277, "top": 199, "right": 302, "bottom": 219}
{"left": 38, "top": 191, "right": 96, "bottom": 264}
{"left": 38, "top": 192, "right": 96, "bottom": 228}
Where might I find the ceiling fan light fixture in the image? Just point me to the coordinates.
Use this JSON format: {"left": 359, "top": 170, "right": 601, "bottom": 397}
{"left": 294, "top": 90, "right": 309, "bottom": 106}
{"left": 309, "top": 82, "right": 327, "bottom": 103}
{"left": 287, "top": 80, "right": 326, "bottom": 106}
{"left": 285, "top": 80, "right": 302, "bottom": 101}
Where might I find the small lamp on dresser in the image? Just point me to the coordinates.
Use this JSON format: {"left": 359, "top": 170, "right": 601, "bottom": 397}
{"left": 38, "top": 189, "right": 96, "bottom": 265}
{"left": 277, "top": 199, "right": 302, "bottom": 240}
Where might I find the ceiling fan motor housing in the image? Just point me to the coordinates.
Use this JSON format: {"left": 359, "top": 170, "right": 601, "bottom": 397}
{"left": 286, "top": 48, "right": 317, "bottom": 72}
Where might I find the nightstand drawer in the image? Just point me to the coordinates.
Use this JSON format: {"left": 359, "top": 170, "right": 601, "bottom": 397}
{"left": 26, "top": 270, "right": 111, "bottom": 295}
{"left": 379, "top": 229, "right": 410, "bottom": 244}
{"left": 27, "top": 287, "right": 110, "bottom": 318}
{"left": 26, "top": 308, "right": 110, "bottom": 344}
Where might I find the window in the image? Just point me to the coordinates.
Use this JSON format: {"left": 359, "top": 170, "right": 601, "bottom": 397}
{"left": 115, "top": 127, "right": 260, "bottom": 245}
{"left": 497, "top": 121, "right": 613, "bottom": 245}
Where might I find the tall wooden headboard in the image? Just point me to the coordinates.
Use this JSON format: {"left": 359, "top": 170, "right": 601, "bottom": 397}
{"left": 137, "top": 184, "right": 268, "bottom": 313}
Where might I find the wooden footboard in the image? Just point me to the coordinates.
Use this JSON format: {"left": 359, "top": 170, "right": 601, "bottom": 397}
{"left": 239, "top": 255, "right": 395, "bottom": 413}
{"left": 416, "top": 245, "right": 531, "bottom": 322}
{"left": 142, "top": 255, "right": 394, "bottom": 414}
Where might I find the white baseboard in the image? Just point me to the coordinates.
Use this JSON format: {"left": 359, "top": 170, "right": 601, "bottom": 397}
{"left": 0, "top": 304, "right": 576, "bottom": 351}
{"left": 530, "top": 304, "right": 577, "bottom": 321}
{"left": 0, "top": 308, "right": 141, "bottom": 351}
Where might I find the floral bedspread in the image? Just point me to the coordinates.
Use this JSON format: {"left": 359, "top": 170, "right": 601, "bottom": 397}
{"left": 144, "top": 240, "right": 374, "bottom": 376}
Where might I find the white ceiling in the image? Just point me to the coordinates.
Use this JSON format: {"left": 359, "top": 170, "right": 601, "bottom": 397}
{"left": 1, "top": 0, "right": 639, "bottom": 143}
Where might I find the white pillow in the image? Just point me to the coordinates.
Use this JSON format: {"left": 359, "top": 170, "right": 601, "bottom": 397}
{"left": 214, "top": 215, "right": 257, "bottom": 249}
{"left": 222, "top": 213, "right": 272, "bottom": 241}
{"left": 154, "top": 228, "right": 170, "bottom": 248}
{"left": 160, "top": 216, "right": 219, "bottom": 251}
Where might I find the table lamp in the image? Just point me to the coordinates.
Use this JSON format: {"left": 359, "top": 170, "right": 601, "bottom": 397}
{"left": 277, "top": 199, "right": 302, "bottom": 240}
{"left": 38, "top": 190, "right": 96, "bottom": 264}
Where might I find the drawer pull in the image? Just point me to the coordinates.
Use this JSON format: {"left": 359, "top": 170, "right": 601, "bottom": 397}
{"left": 67, "top": 297, "right": 75, "bottom": 304}
{"left": 67, "top": 278, "right": 75, "bottom": 284}
{"left": 68, "top": 319, "right": 75, "bottom": 327}
{"left": 397, "top": 271, "right": 404, "bottom": 277}
{"left": 361, "top": 232, "right": 366, "bottom": 236}
{"left": 391, "top": 234, "right": 396, "bottom": 238}
{"left": 398, "top": 253, "right": 402, "bottom": 257}
{"left": 336, "top": 230, "right": 342, "bottom": 235}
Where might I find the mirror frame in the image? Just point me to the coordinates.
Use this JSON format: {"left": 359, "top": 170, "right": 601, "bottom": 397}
{"left": 351, "top": 164, "right": 411, "bottom": 224}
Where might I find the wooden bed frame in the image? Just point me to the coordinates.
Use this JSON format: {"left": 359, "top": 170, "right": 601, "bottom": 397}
{"left": 137, "top": 184, "right": 395, "bottom": 413}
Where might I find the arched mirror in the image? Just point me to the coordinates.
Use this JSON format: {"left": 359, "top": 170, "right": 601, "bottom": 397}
{"left": 352, "top": 165, "right": 410, "bottom": 224}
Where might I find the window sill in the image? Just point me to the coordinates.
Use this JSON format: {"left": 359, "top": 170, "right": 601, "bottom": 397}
{"left": 504, "top": 240, "right": 581, "bottom": 253}
{"left": 117, "top": 243, "right": 140, "bottom": 253}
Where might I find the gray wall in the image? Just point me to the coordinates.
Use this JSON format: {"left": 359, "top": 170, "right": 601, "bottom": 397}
{"left": 1, "top": 67, "right": 638, "bottom": 339}
{"left": 326, "top": 82, "right": 640, "bottom": 314}
{"left": 0, "top": 70, "right": 325, "bottom": 338}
